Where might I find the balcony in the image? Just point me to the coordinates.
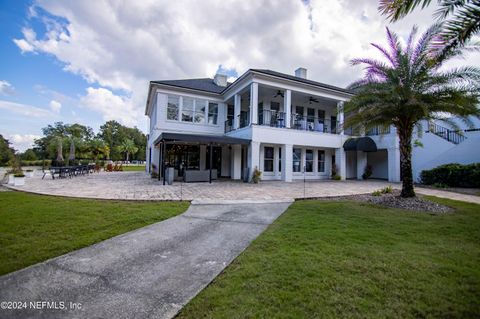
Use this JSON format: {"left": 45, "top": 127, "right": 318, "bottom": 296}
{"left": 290, "top": 115, "right": 338, "bottom": 134}
{"left": 258, "top": 109, "right": 286, "bottom": 128}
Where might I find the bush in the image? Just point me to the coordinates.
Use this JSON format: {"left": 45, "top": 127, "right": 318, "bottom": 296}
{"left": 372, "top": 185, "right": 393, "bottom": 196}
{"left": 20, "top": 160, "right": 52, "bottom": 167}
{"left": 420, "top": 163, "right": 480, "bottom": 188}
{"left": 362, "top": 165, "right": 373, "bottom": 180}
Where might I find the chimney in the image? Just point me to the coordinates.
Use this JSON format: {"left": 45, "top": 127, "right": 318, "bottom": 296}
{"left": 213, "top": 73, "right": 228, "bottom": 87}
{"left": 295, "top": 67, "right": 307, "bottom": 79}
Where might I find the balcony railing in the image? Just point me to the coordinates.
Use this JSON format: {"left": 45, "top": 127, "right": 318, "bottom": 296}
{"left": 290, "top": 115, "right": 338, "bottom": 134}
{"left": 427, "top": 123, "right": 466, "bottom": 144}
{"left": 258, "top": 110, "right": 286, "bottom": 128}
{"left": 224, "top": 117, "right": 234, "bottom": 133}
{"left": 366, "top": 126, "right": 391, "bottom": 136}
{"left": 239, "top": 111, "right": 250, "bottom": 129}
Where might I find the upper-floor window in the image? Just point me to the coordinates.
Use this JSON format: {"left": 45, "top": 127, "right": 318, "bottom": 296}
{"left": 166, "top": 94, "right": 219, "bottom": 125}
{"left": 208, "top": 103, "right": 218, "bottom": 125}
{"left": 167, "top": 96, "right": 179, "bottom": 121}
{"left": 182, "top": 97, "right": 194, "bottom": 122}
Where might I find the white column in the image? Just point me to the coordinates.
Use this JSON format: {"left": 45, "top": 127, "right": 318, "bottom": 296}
{"left": 274, "top": 146, "right": 280, "bottom": 177}
{"left": 356, "top": 151, "right": 367, "bottom": 180}
{"left": 234, "top": 94, "right": 241, "bottom": 129}
{"left": 199, "top": 145, "right": 207, "bottom": 170}
{"left": 284, "top": 89, "right": 291, "bottom": 128}
{"left": 335, "top": 148, "right": 347, "bottom": 180}
{"left": 281, "top": 144, "right": 293, "bottom": 182}
{"left": 250, "top": 82, "right": 258, "bottom": 125}
{"left": 248, "top": 141, "right": 261, "bottom": 180}
{"left": 232, "top": 144, "right": 242, "bottom": 180}
{"left": 388, "top": 147, "right": 401, "bottom": 182}
{"left": 337, "top": 101, "right": 344, "bottom": 135}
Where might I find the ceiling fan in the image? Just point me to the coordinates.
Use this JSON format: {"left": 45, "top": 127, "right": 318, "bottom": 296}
{"left": 273, "top": 90, "right": 284, "bottom": 98}
{"left": 308, "top": 96, "right": 319, "bottom": 104}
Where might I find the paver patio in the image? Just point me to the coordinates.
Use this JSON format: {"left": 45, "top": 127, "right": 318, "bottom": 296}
{"left": 4, "top": 171, "right": 480, "bottom": 204}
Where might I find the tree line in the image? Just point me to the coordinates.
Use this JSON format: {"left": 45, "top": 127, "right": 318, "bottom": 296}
{"left": 0, "top": 120, "right": 146, "bottom": 166}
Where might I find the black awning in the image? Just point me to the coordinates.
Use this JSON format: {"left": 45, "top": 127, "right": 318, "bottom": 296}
{"left": 154, "top": 132, "right": 250, "bottom": 145}
{"left": 343, "top": 137, "right": 377, "bottom": 152}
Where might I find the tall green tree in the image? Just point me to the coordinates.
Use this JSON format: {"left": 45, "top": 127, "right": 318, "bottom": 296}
{"left": 0, "top": 135, "right": 15, "bottom": 166}
{"left": 379, "top": 0, "right": 480, "bottom": 53}
{"left": 345, "top": 25, "right": 480, "bottom": 197}
{"left": 117, "top": 139, "right": 138, "bottom": 162}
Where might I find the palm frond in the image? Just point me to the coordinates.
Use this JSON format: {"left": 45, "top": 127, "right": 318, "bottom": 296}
{"left": 379, "top": 0, "right": 433, "bottom": 22}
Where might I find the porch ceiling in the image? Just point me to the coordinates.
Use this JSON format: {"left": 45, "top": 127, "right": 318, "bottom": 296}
{"left": 154, "top": 132, "right": 250, "bottom": 145}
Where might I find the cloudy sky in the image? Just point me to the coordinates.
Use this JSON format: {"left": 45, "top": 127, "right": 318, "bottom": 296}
{"left": 1, "top": 0, "right": 478, "bottom": 151}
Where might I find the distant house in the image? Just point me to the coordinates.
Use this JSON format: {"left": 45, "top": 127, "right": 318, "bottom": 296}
{"left": 144, "top": 68, "right": 479, "bottom": 183}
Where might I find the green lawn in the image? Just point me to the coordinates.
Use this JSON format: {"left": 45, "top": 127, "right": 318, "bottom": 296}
{"left": 0, "top": 191, "right": 188, "bottom": 275}
{"left": 122, "top": 165, "right": 146, "bottom": 171}
{"left": 178, "top": 198, "right": 480, "bottom": 318}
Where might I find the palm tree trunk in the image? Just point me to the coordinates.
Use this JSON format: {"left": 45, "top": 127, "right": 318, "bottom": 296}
{"left": 398, "top": 126, "right": 415, "bottom": 197}
{"left": 126, "top": 152, "right": 129, "bottom": 162}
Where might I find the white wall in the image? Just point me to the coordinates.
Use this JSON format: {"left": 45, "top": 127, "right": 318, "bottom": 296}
{"left": 346, "top": 151, "right": 357, "bottom": 179}
{"left": 367, "top": 150, "right": 388, "bottom": 179}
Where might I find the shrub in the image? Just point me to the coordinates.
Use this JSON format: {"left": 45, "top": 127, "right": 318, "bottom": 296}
{"left": 420, "top": 163, "right": 480, "bottom": 188}
{"left": 362, "top": 164, "right": 373, "bottom": 180}
{"left": 332, "top": 175, "right": 341, "bottom": 181}
{"left": 14, "top": 173, "right": 25, "bottom": 177}
{"left": 372, "top": 185, "right": 393, "bottom": 196}
{"left": 251, "top": 167, "right": 262, "bottom": 183}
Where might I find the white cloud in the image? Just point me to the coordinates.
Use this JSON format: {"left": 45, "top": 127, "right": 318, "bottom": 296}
{"left": 49, "top": 99, "right": 62, "bottom": 113}
{"left": 0, "top": 80, "right": 15, "bottom": 96}
{"left": 0, "top": 100, "right": 55, "bottom": 118}
{"left": 79, "top": 87, "right": 140, "bottom": 126}
{"left": 11, "top": 0, "right": 479, "bottom": 130}
{"left": 7, "top": 134, "right": 41, "bottom": 152}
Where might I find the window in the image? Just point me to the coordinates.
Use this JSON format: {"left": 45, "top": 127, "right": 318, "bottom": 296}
{"left": 182, "top": 97, "right": 194, "bottom": 122}
{"left": 227, "top": 104, "right": 234, "bottom": 120}
{"left": 306, "top": 149, "right": 313, "bottom": 172}
{"left": 167, "top": 96, "right": 179, "bottom": 120}
{"left": 264, "top": 147, "right": 274, "bottom": 172}
{"left": 318, "top": 109, "right": 325, "bottom": 123}
{"left": 293, "top": 148, "right": 301, "bottom": 172}
{"left": 194, "top": 100, "right": 206, "bottom": 124}
{"left": 296, "top": 106, "right": 304, "bottom": 116}
{"left": 270, "top": 102, "right": 280, "bottom": 111}
{"left": 278, "top": 147, "right": 281, "bottom": 172}
{"left": 208, "top": 102, "right": 218, "bottom": 125}
{"left": 318, "top": 150, "right": 325, "bottom": 172}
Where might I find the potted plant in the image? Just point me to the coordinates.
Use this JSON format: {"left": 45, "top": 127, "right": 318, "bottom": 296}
{"left": 13, "top": 173, "right": 25, "bottom": 186}
{"left": 251, "top": 167, "right": 262, "bottom": 184}
{"left": 25, "top": 169, "right": 34, "bottom": 178}
{"left": 331, "top": 164, "right": 340, "bottom": 180}
{"left": 362, "top": 165, "right": 373, "bottom": 180}
{"left": 7, "top": 171, "right": 15, "bottom": 185}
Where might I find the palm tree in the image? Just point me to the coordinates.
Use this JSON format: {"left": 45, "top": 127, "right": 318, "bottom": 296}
{"left": 50, "top": 136, "right": 65, "bottom": 164}
{"left": 379, "top": 0, "right": 480, "bottom": 53}
{"left": 345, "top": 25, "right": 480, "bottom": 197}
{"left": 117, "top": 139, "right": 138, "bottom": 162}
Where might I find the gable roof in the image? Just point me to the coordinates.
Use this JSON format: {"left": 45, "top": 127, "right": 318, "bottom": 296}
{"left": 249, "top": 69, "right": 354, "bottom": 95}
{"left": 150, "top": 78, "right": 229, "bottom": 94}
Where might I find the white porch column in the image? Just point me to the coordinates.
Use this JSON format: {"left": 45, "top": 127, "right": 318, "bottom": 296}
{"left": 284, "top": 89, "right": 291, "bottom": 128}
{"left": 337, "top": 101, "right": 344, "bottom": 135}
{"left": 281, "top": 144, "right": 293, "bottom": 182}
{"left": 250, "top": 82, "right": 258, "bottom": 125}
{"left": 388, "top": 147, "right": 401, "bottom": 182}
{"left": 248, "top": 141, "right": 261, "bottom": 180}
{"left": 199, "top": 145, "right": 207, "bottom": 170}
{"left": 356, "top": 151, "right": 367, "bottom": 180}
{"left": 231, "top": 144, "right": 242, "bottom": 180}
{"left": 234, "top": 94, "right": 241, "bottom": 129}
{"left": 335, "top": 148, "right": 347, "bottom": 180}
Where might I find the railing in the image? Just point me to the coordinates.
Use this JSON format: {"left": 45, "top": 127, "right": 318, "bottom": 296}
{"left": 258, "top": 110, "right": 286, "bottom": 128}
{"left": 224, "top": 118, "right": 234, "bottom": 133}
{"left": 366, "top": 126, "right": 391, "bottom": 136}
{"left": 427, "top": 123, "right": 466, "bottom": 144}
{"left": 239, "top": 111, "right": 250, "bottom": 128}
{"left": 290, "top": 115, "right": 338, "bottom": 134}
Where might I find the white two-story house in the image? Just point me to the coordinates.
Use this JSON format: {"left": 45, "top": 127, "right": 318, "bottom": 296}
{"left": 145, "top": 67, "right": 408, "bottom": 183}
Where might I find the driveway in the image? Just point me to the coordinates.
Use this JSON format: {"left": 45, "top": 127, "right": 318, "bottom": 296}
{"left": 0, "top": 200, "right": 292, "bottom": 319}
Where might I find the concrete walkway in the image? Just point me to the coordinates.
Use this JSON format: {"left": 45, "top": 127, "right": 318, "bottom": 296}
{"left": 0, "top": 200, "right": 292, "bottom": 319}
